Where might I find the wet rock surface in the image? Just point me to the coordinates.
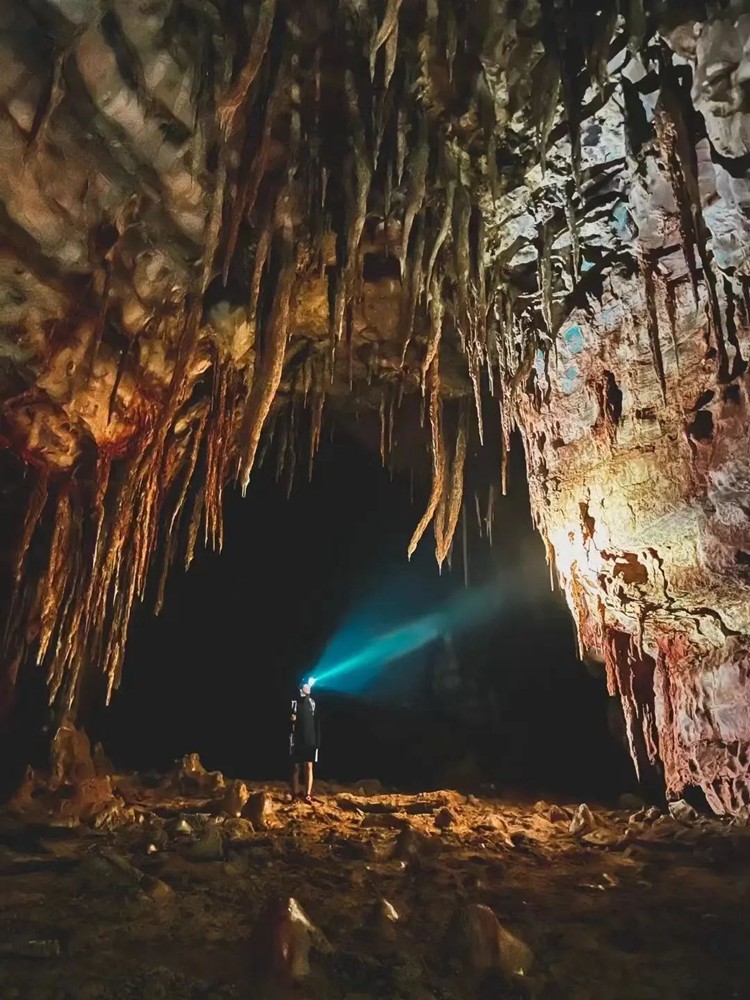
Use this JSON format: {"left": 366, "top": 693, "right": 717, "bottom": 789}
{"left": 1, "top": 765, "right": 750, "bottom": 999}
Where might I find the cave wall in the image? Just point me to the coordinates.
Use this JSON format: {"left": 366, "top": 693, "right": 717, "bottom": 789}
{"left": 515, "top": 17, "right": 750, "bottom": 814}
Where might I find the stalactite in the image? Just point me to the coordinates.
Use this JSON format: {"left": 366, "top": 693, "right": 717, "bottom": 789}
{"left": 400, "top": 210, "right": 426, "bottom": 361}
{"left": 436, "top": 404, "right": 468, "bottom": 566}
{"left": 536, "top": 58, "right": 561, "bottom": 176}
{"left": 223, "top": 60, "right": 287, "bottom": 284}
{"left": 308, "top": 390, "right": 325, "bottom": 481}
{"left": 36, "top": 490, "right": 73, "bottom": 664}
{"left": 443, "top": 0, "right": 457, "bottom": 82}
{"left": 396, "top": 107, "right": 407, "bottom": 187}
{"left": 10, "top": 468, "right": 49, "bottom": 590}
{"left": 422, "top": 272, "right": 444, "bottom": 392}
{"left": 407, "top": 359, "right": 445, "bottom": 559}
{"left": 283, "top": 400, "right": 298, "bottom": 499}
{"left": 565, "top": 185, "right": 580, "bottom": 281}
{"left": 539, "top": 221, "right": 554, "bottom": 336}
{"left": 218, "top": 0, "right": 277, "bottom": 138}
{"left": 156, "top": 428, "right": 196, "bottom": 613}
{"left": 453, "top": 183, "right": 472, "bottom": 347}
{"left": 185, "top": 484, "right": 206, "bottom": 572}
{"left": 655, "top": 65, "right": 730, "bottom": 379}
{"left": 330, "top": 70, "right": 372, "bottom": 347}
{"left": 238, "top": 200, "right": 299, "bottom": 492}
{"left": 249, "top": 212, "right": 274, "bottom": 320}
{"left": 640, "top": 250, "right": 667, "bottom": 403}
{"left": 467, "top": 346, "right": 484, "bottom": 445}
{"left": 25, "top": 49, "right": 66, "bottom": 157}
{"left": 500, "top": 433, "right": 508, "bottom": 497}
{"left": 663, "top": 277, "right": 681, "bottom": 378}
{"left": 371, "top": 0, "right": 404, "bottom": 83}
{"left": 425, "top": 155, "right": 456, "bottom": 295}
{"left": 652, "top": 109, "right": 701, "bottom": 308}
{"left": 204, "top": 356, "right": 234, "bottom": 551}
{"left": 399, "top": 112, "right": 429, "bottom": 276}
{"left": 201, "top": 52, "right": 233, "bottom": 294}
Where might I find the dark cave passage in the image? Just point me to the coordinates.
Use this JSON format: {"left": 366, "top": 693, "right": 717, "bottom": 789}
{"left": 70, "top": 424, "right": 638, "bottom": 804}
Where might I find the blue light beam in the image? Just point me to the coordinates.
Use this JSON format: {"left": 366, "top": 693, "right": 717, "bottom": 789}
{"left": 310, "top": 581, "right": 503, "bottom": 694}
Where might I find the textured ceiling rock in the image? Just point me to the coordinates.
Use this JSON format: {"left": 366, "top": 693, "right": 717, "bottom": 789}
{"left": 2, "top": 1, "right": 750, "bottom": 813}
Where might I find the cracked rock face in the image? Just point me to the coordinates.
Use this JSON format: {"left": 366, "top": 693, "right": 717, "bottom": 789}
{"left": 2, "top": 2, "right": 750, "bottom": 813}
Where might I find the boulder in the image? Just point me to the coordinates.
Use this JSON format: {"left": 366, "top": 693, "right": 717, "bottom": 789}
{"left": 49, "top": 717, "right": 96, "bottom": 790}
{"left": 668, "top": 799, "right": 700, "bottom": 823}
{"left": 447, "top": 903, "right": 534, "bottom": 978}
{"left": 569, "top": 803, "right": 596, "bottom": 835}
{"left": 168, "top": 816, "right": 194, "bottom": 837}
{"left": 393, "top": 826, "right": 421, "bottom": 861}
{"left": 434, "top": 807, "right": 457, "bottom": 830}
{"left": 223, "top": 817, "right": 256, "bottom": 842}
{"left": 547, "top": 804, "right": 570, "bottom": 824}
{"left": 219, "top": 779, "right": 250, "bottom": 817}
{"left": 186, "top": 825, "right": 225, "bottom": 861}
{"left": 372, "top": 898, "right": 400, "bottom": 942}
{"left": 248, "top": 896, "right": 331, "bottom": 986}
{"left": 170, "top": 753, "right": 225, "bottom": 796}
{"left": 244, "top": 790, "right": 274, "bottom": 829}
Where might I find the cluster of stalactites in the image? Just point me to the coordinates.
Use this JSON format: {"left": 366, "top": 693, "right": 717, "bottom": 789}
{"left": 2, "top": 0, "right": 666, "bottom": 714}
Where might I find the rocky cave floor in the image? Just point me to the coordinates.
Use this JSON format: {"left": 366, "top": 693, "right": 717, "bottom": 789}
{"left": 1, "top": 758, "right": 750, "bottom": 1000}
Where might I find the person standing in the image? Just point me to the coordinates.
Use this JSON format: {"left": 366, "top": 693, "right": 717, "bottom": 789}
{"left": 290, "top": 681, "right": 320, "bottom": 803}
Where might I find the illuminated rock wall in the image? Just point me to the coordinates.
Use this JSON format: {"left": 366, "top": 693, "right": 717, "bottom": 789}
{"left": 515, "top": 18, "right": 750, "bottom": 813}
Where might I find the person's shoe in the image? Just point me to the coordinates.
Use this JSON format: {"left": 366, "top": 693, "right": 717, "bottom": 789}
{"left": 303, "top": 795, "right": 313, "bottom": 805}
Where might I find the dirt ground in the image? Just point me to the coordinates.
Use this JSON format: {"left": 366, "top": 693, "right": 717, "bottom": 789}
{"left": 1, "top": 762, "right": 749, "bottom": 1000}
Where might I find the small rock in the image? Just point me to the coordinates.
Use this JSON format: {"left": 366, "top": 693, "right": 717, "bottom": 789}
{"left": 91, "top": 799, "right": 136, "bottom": 830}
{"left": 169, "top": 816, "right": 194, "bottom": 837}
{"left": 223, "top": 817, "right": 256, "bottom": 841}
{"left": 141, "top": 875, "right": 174, "bottom": 903}
{"left": 143, "top": 826, "right": 169, "bottom": 854}
{"left": 448, "top": 903, "right": 533, "bottom": 977}
{"left": 355, "top": 779, "right": 383, "bottom": 796}
{"left": 392, "top": 826, "right": 421, "bottom": 861}
{"left": 248, "top": 896, "right": 331, "bottom": 985}
{"left": 569, "top": 803, "right": 596, "bottom": 835}
{"left": 218, "top": 779, "right": 249, "bottom": 818}
{"left": 372, "top": 898, "right": 400, "bottom": 941}
{"left": 668, "top": 799, "right": 699, "bottom": 823}
{"left": 643, "top": 806, "right": 661, "bottom": 823}
{"left": 618, "top": 793, "right": 645, "bottom": 812}
{"left": 79, "top": 848, "right": 145, "bottom": 893}
{"left": 434, "top": 807, "right": 457, "bottom": 830}
{"left": 171, "top": 753, "right": 225, "bottom": 796}
{"left": 186, "top": 825, "right": 224, "bottom": 861}
{"left": 244, "top": 790, "right": 273, "bottom": 829}
{"left": 548, "top": 804, "right": 569, "bottom": 824}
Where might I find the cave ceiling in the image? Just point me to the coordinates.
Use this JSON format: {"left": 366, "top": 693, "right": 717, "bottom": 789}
{"left": 2, "top": 0, "right": 750, "bottom": 812}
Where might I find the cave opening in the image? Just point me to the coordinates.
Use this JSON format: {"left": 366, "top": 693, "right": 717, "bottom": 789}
{"left": 66, "top": 424, "right": 634, "bottom": 804}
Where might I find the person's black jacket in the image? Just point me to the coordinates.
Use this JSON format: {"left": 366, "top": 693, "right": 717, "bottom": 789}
{"left": 292, "top": 695, "right": 321, "bottom": 748}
